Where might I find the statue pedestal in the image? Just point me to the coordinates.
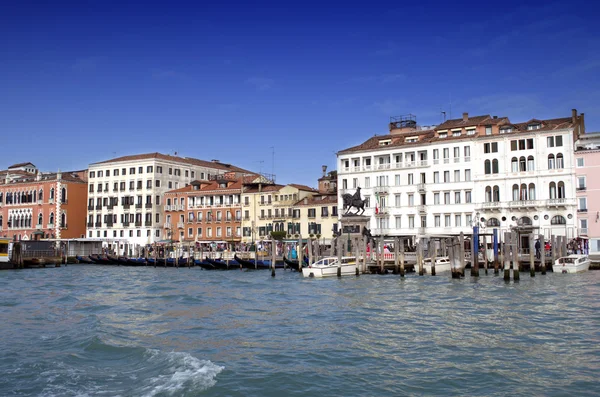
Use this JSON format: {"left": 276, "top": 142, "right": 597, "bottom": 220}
{"left": 339, "top": 215, "right": 370, "bottom": 254}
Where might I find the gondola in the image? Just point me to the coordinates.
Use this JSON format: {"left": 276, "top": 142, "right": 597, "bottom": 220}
{"left": 283, "top": 255, "right": 302, "bottom": 272}
{"left": 195, "top": 258, "right": 217, "bottom": 270}
{"left": 118, "top": 256, "right": 129, "bottom": 265}
{"left": 156, "top": 257, "right": 167, "bottom": 266}
{"left": 76, "top": 255, "right": 93, "bottom": 264}
{"left": 206, "top": 257, "right": 234, "bottom": 270}
{"left": 233, "top": 254, "right": 270, "bottom": 270}
{"left": 128, "top": 257, "right": 147, "bottom": 266}
{"left": 107, "top": 255, "right": 120, "bottom": 264}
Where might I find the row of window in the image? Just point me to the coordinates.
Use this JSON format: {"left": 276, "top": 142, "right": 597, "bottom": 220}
{"left": 167, "top": 195, "right": 241, "bottom": 207}
{"left": 89, "top": 229, "right": 161, "bottom": 238}
{"left": 0, "top": 213, "right": 66, "bottom": 228}
{"left": 365, "top": 190, "right": 473, "bottom": 208}
{"left": 88, "top": 213, "right": 156, "bottom": 225}
{"left": 183, "top": 226, "right": 241, "bottom": 239}
{"left": 0, "top": 188, "right": 65, "bottom": 204}
{"left": 89, "top": 166, "right": 199, "bottom": 179}
{"left": 166, "top": 210, "right": 243, "bottom": 223}
{"left": 484, "top": 181, "right": 567, "bottom": 202}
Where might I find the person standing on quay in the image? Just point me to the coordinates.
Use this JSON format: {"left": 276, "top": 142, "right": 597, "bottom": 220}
{"left": 535, "top": 239, "right": 541, "bottom": 259}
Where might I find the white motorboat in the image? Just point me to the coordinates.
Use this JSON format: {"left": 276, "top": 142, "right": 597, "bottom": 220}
{"left": 422, "top": 256, "right": 451, "bottom": 274}
{"left": 554, "top": 254, "right": 591, "bottom": 273}
{"left": 302, "top": 256, "right": 357, "bottom": 278}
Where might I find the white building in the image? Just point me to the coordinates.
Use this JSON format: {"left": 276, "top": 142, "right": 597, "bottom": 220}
{"left": 86, "top": 153, "right": 249, "bottom": 253}
{"left": 337, "top": 111, "right": 585, "bottom": 248}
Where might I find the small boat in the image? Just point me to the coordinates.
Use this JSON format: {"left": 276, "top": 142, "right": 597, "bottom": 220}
{"left": 76, "top": 255, "right": 93, "bottom": 264}
{"left": 194, "top": 258, "right": 216, "bottom": 270}
{"left": 107, "top": 255, "right": 120, "bottom": 264}
{"left": 156, "top": 257, "right": 167, "bottom": 266}
{"left": 302, "top": 257, "right": 357, "bottom": 278}
{"left": 422, "top": 256, "right": 451, "bottom": 274}
{"left": 118, "top": 256, "right": 129, "bottom": 265}
{"left": 234, "top": 254, "right": 270, "bottom": 270}
{"left": 554, "top": 254, "right": 591, "bottom": 273}
{"left": 23, "top": 258, "right": 45, "bottom": 268}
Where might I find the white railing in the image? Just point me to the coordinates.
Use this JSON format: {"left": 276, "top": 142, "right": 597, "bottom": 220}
{"left": 47, "top": 223, "right": 54, "bottom": 229}
{"left": 363, "top": 165, "right": 372, "bottom": 171}
{"left": 163, "top": 222, "right": 172, "bottom": 229}
{"left": 418, "top": 160, "right": 429, "bottom": 167}
{"left": 377, "top": 163, "right": 391, "bottom": 170}
{"left": 417, "top": 183, "right": 426, "bottom": 191}
{"left": 433, "top": 159, "right": 440, "bottom": 164}
{"left": 394, "top": 162, "right": 403, "bottom": 169}
{"left": 508, "top": 200, "right": 539, "bottom": 208}
{"left": 454, "top": 158, "right": 460, "bottom": 163}
{"left": 443, "top": 158, "right": 450, "bottom": 164}
{"left": 177, "top": 222, "right": 185, "bottom": 228}
{"left": 464, "top": 156, "right": 471, "bottom": 162}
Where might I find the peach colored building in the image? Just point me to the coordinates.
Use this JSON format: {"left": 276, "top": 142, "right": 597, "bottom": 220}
{"left": 575, "top": 132, "right": 600, "bottom": 253}
{"left": 0, "top": 163, "right": 88, "bottom": 240}
{"left": 162, "top": 172, "right": 244, "bottom": 245}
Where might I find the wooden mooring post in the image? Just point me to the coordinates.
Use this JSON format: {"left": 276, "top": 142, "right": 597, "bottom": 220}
{"left": 271, "top": 241, "right": 276, "bottom": 277}
{"left": 399, "top": 238, "right": 405, "bottom": 277}
{"left": 512, "top": 231, "right": 519, "bottom": 282}
{"left": 336, "top": 234, "right": 343, "bottom": 278}
{"left": 459, "top": 232, "right": 465, "bottom": 274}
{"left": 417, "top": 239, "right": 424, "bottom": 276}
{"left": 471, "top": 232, "right": 479, "bottom": 277}
{"left": 482, "top": 235, "right": 488, "bottom": 275}
{"left": 539, "top": 233, "right": 546, "bottom": 274}
{"left": 494, "top": 232, "right": 500, "bottom": 274}
{"left": 431, "top": 238, "right": 436, "bottom": 276}
{"left": 362, "top": 236, "right": 368, "bottom": 274}
{"left": 503, "top": 232, "right": 511, "bottom": 281}
{"left": 393, "top": 237, "right": 399, "bottom": 275}
{"left": 529, "top": 234, "right": 535, "bottom": 277}
{"left": 353, "top": 236, "right": 360, "bottom": 276}
{"left": 552, "top": 235, "right": 558, "bottom": 271}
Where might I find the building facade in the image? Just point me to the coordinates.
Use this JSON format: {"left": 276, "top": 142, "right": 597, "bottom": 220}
{"left": 337, "top": 110, "right": 586, "bottom": 247}
{"left": 86, "top": 153, "right": 250, "bottom": 252}
{"left": 162, "top": 172, "right": 244, "bottom": 245}
{"left": 575, "top": 132, "right": 600, "bottom": 253}
{"left": 0, "top": 163, "right": 88, "bottom": 240}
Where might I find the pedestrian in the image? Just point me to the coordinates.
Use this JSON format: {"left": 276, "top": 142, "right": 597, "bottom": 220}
{"left": 535, "top": 239, "right": 541, "bottom": 259}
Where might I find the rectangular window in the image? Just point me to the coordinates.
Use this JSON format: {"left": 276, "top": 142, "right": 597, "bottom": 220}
{"left": 130, "top": 167, "right": 135, "bottom": 174}
{"left": 395, "top": 175, "right": 400, "bottom": 186}
{"left": 511, "top": 140, "right": 518, "bottom": 151}
{"left": 577, "top": 176, "right": 586, "bottom": 189}
{"left": 492, "top": 142, "right": 498, "bottom": 152}
{"left": 408, "top": 174, "right": 413, "bottom": 185}
{"left": 408, "top": 216, "right": 415, "bottom": 228}
{"left": 395, "top": 216, "right": 401, "bottom": 229}
{"left": 445, "top": 215, "right": 451, "bottom": 227}
{"left": 527, "top": 138, "right": 534, "bottom": 149}
{"left": 444, "top": 192, "right": 450, "bottom": 204}
{"left": 577, "top": 158, "right": 584, "bottom": 167}
{"left": 466, "top": 214, "right": 472, "bottom": 226}
{"left": 465, "top": 169, "right": 471, "bottom": 181}
{"left": 395, "top": 194, "right": 401, "bottom": 207}
{"left": 444, "top": 171, "right": 450, "bottom": 183}
{"left": 579, "top": 197, "right": 587, "bottom": 210}
{"left": 434, "top": 215, "right": 440, "bottom": 227}
{"left": 485, "top": 126, "right": 492, "bottom": 135}
{"left": 556, "top": 136, "right": 563, "bottom": 147}
{"left": 465, "top": 191, "right": 472, "bottom": 203}
{"left": 547, "top": 137, "right": 554, "bottom": 147}
{"left": 454, "top": 170, "right": 460, "bottom": 182}
{"left": 408, "top": 194, "right": 414, "bottom": 206}
{"left": 434, "top": 193, "right": 440, "bottom": 205}
{"left": 455, "top": 191, "right": 461, "bottom": 203}
{"left": 433, "top": 172, "right": 439, "bottom": 184}
{"left": 365, "top": 177, "right": 370, "bottom": 188}
{"left": 443, "top": 148, "right": 449, "bottom": 159}
{"left": 455, "top": 214, "right": 461, "bottom": 227}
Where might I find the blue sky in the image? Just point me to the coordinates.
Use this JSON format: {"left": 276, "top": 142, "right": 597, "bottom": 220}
{"left": 2, "top": 0, "right": 599, "bottom": 187}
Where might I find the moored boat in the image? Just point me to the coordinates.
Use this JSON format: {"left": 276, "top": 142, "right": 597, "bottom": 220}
{"left": 302, "top": 256, "right": 357, "bottom": 278}
{"left": 127, "top": 257, "right": 147, "bottom": 266}
{"left": 554, "top": 254, "right": 591, "bottom": 273}
{"left": 422, "top": 256, "right": 451, "bottom": 274}
{"left": 207, "top": 257, "right": 235, "bottom": 270}
{"left": 234, "top": 254, "right": 270, "bottom": 269}
{"left": 76, "top": 255, "right": 93, "bottom": 264}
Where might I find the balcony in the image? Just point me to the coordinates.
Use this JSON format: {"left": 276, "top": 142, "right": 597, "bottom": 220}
{"left": 145, "top": 221, "right": 152, "bottom": 227}
{"left": 577, "top": 208, "right": 588, "bottom": 213}
{"left": 107, "top": 205, "right": 114, "bottom": 211}
{"left": 106, "top": 223, "right": 113, "bottom": 228}
{"left": 95, "top": 205, "right": 102, "bottom": 210}
{"left": 87, "top": 205, "right": 94, "bottom": 210}
{"left": 87, "top": 222, "right": 93, "bottom": 227}
{"left": 243, "top": 216, "right": 250, "bottom": 221}
{"left": 177, "top": 222, "right": 184, "bottom": 229}
{"left": 165, "top": 205, "right": 171, "bottom": 211}
{"left": 580, "top": 228, "right": 588, "bottom": 235}
{"left": 135, "top": 204, "right": 142, "bottom": 209}
{"left": 376, "top": 163, "right": 391, "bottom": 170}
{"left": 135, "top": 221, "right": 142, "bottom": 227}
{"left": 508, "top": 200, "right": 539, "bottom": 209}
{"left": 443, "top": 158, "right": 450, "bottom": 164}
{"left": 374, "top": 186, "right": 389, "bottom": 195}
{"left": 36, "top": 224, "right": 43, "bottom": 230}
{"left": 417, "top": 183, "right": 426, "bottom": 193}
{"left": 163, "top": 222, "right": 172, "bottom": 229}
{"left": 576, "top": 186, "right": 587, "bottom": 192}
{"left": 454, "top": 158, "right": 460, "bottom": 163}
{"left": 123, "top": 222, "right": 130, "bottom": 227}
{"left": 418, "top": 227, "right": 427, "bottom": 235}
{"left": 94, "top": 222, "right": 101, "bottom": 227}
{"left": 123, "top": 204, "right": 131, "bottom": 210}
{"left": 464, "top": 156, "right": 471, "bottom": 162}
{"left": 418, "top": 205, "right": 427, "bottom": 213}
{"left": 60, "top": 223, "right": 67, "bottom": 229}
{"left": 546, "top": 198, "right": 574, "bottom": 207}
{"left": 145, "top": 203, "right": 152, "bottom": 209}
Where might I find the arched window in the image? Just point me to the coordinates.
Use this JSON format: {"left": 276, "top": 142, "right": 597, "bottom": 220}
{"left": 518, "top": 216, "right": 532, "bottom": 226}
{"left": 549, "top": 182, "right": 556, "bottom": 199}
{"left": 512, "top": 184, "right": 519, "bottom": 201}
{"left": 511, "top": 157, "right": 518, "bottom": 172}
{"left": 487, "top": 217, "right": 501, "bottom": 227}
{"left": 38, "top": 213, "right": 43, "bottom": 225}
{"left": 519, "top": 156, "right": 526, "bottom": 172}
{"left": 492, "top": 159, "right": 499, "bottom": 174}
{"left": 528, "top": 183, "right": 536, "bottom": 200}
{"left": 527, "top": 156, "right": 534, "bottom": 171}
{"left": 61, "top": 187, "right": 67, "bottom": 203}
{"left": 485, "top": 186, "right": 492, "bottom": 202}
{"left": 0, "top": 215, "right": 2, "bottom": 227}
{"left": 520, "top": 183, "right": 528, "bottom": 200}
{"left": 548, "top": 154, "right": 555, "bottom": 169}
{"left": 61, "top": 213, "right": 66, "bottom": 228}
{"left": 558, "top": 181, "right": 565, "bottom": 198}
{"left": 39, "top": 189, "right": 43, "bottom": 201}
{"left": 50, "top": 188, "right": 55, "bottom": 200}
{"left": 484, "top": 160, "right": 491, "bottom": 175}
{"left": 167, "top": 198, "right": 172, "bottom": 206}
{"left": 551, "top": 215, "right": 566, "bottom": 225}
{"left": 556, "top": 153, "right": 564, "bottom": 169}
{"left": 493, "top": 186, "right": 500, "bottom": 202}
{"left": 33, "top": 190, "right": 37, "bottom": 202}
{"left": 49, "top": 212, "right": 54, "bottom": 226}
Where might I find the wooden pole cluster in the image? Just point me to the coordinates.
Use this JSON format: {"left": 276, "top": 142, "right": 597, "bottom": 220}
{"left": 471, "top": 232, "right": 479, "bottom": 277}
{"left": 399, "top": 238, "right": 405, "bottom": 277}
{"left": 539, "top": 233, "right": 546, "bottom": 274}
{"left": 512, "top": 231, "right": 520, "bottom": 282}
{"left": 353, "top": 236, "right": 360, "bottom": 276}
{"left": 336, "top": 234, "right": 343, "bottom": 278}
{"left": 503, "top": 232, "right": 511, "bottom": 281}
{"left": 271, "top": 240, "right": 276, "bottom": 277}
{"left": 430, "top": 238, "right": 436, "bottom": 276}
{"left": 529, "top": 234, "right": 535, "bottom": 277}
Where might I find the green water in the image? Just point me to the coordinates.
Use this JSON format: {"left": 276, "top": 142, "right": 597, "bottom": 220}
{"left": 1, "top": 266, "right": 599, "bottom": 396}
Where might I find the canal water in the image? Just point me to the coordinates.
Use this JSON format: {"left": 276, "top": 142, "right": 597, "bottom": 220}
{"left": 1, "top": 266, "right": 599, "bottom": 396}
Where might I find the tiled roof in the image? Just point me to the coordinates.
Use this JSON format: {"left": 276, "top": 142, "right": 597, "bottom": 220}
{"left": 243, "top": 184, "right": 285, "bottom": 194}
{"left": 338, "top": 130, "right": 436, "bottom": 154}
{"left": 288, "top": 184, "right": 318, "bottom": 192}
{"left": 0, "top": 171, "right": 86, "bottom": 186}
{"left": 7, "top": 162, "right": 35, "bottom": 169}
{"left": 436, "top": 115, "right": 491, "bottom": 130}
{"left": 91, "top": 152, "right": 251, "bottom": 173}
{"left": 165, "top": 178, "right": 244, "bottom": 195}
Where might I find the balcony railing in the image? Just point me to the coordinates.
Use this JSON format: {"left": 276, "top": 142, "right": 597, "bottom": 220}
{"left": 95, "top": 205, "right": 102, "bottom": 210}
{"left": 87, "top": 205, "right": 94, "bottom": 210}
{"left": 123, "top": 222, "right": 130, "bottom": 227}
{"left": 177, "top": 222, "right": 184, "bottom": 229}
{"left": 135, "top": 221, "right": 142, "bottom": 227}
{"left": 135, "top": 204, "right": 142, "bottom": 209}
{"left": 145, "top": 221, "right": 152, "bottom": 226}
{"left": 164, "top": 222, "right": 172, "bottom": 229}
{"left": 418, "top": 205, "right": 427, "bottom": 213}
{"left": 576, "top": 187, "right": 587, "bottom": 191}
{"left": 145, "top": 203, "right": 153, "bottom": 209}
{"left": 87, "top": 222, "right": 93, "bottom": 227}
{"left": 374, "top": 186, "right": 389, "bottom": 194}
{"left": 508, "top": 200, "right": 539, "bottom": 208}
{"left": 546, "top": 198, "right": 574, "bottom": 207}
{"left": 94, "top": 222, "right": 101, "bottom": 227}
{"left": 417, "top": 183, "right": 426, "bottom": 192}
{"left": 418, "top": 227, "right": 427, "bottom": 234}
{"left": 577, "top": 208, "right": 588, "bottom": 213}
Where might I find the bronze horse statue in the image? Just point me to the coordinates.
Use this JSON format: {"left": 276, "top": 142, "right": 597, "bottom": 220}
{"left": 342, "top": 187, "right": 366, "bottom": 215}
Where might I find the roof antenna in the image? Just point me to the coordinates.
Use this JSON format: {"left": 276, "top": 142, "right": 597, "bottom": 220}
{"left": 441, "top": 110, "right": 446, "bottom": 123}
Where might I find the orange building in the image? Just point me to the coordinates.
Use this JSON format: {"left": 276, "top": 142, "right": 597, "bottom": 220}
{"left": 163, "top": 172, "right": 244, "bottom": 245}
{"left": 0, "top": 163, "right": 88, "bottom": 240}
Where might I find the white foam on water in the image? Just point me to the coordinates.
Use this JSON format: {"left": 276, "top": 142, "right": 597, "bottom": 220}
{"left": 141, "top": 351, "right": 224, "bottom": 396}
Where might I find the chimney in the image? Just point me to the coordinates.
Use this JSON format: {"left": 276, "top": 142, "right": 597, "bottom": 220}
{"left": 322, "top": 165, "right": 327, "bottom": 177}
{"left": 581, "top": 113, "right": 585, "bottom": 135}
{"left": 462, "top": 112, "right": 468, "bottom": 121}
{"left": 572, "top": 109, "right": 577, "bottom": 124}
{"left": 493, "top": 115, "right": 498, "bottom": 119}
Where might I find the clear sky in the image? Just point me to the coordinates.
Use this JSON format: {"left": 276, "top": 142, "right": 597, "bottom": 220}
{"left": 2, "top": 0, "right": 599, "bottom": 187}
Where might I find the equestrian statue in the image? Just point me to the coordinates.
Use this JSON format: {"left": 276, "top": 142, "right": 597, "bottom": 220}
{"left": 342, "top": 187, "right": 366, "bottom": 215}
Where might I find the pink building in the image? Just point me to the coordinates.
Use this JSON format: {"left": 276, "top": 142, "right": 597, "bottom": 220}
{"left": 575, "top": 132, "right": 600, "bottom": 254}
